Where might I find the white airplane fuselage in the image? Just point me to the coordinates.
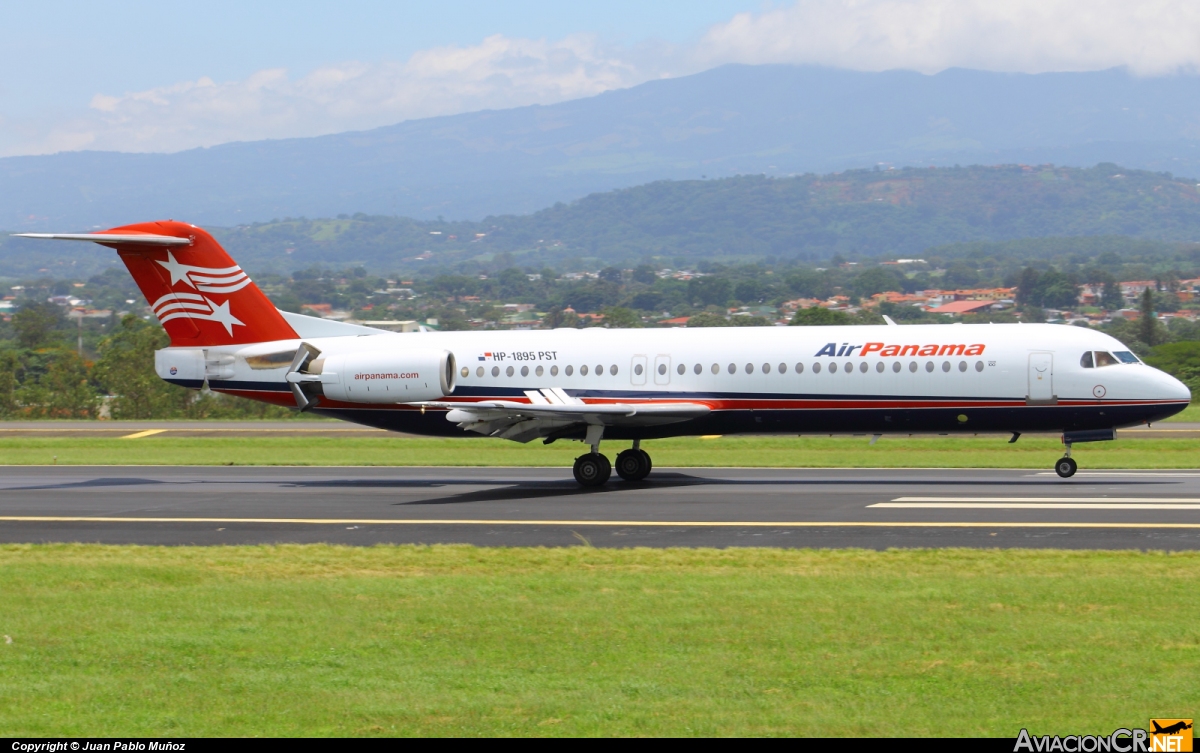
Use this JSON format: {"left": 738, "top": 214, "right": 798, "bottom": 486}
{"left": 173, "top": 322, "right": 1190, "bottom": 440}
{"left": 18, "top": 221, "right": 1190, "bottom": 483}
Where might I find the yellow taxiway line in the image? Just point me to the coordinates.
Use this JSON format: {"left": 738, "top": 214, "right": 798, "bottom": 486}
{"left": 119, "top": 429, "right": 169, "bottom": 439}
{"left": 1, "top": 516, "right": 1200, "bottom": 528}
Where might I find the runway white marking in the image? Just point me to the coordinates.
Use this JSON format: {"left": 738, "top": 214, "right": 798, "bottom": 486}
{"left": 874, "top": 503, "right": 1200, "bottom": 510}
{"left": 1033, "top": 472, "right": 1200, "bottom": 477}
{"left": 892, "top": 497, "right": 1200, "bottom": 503}
{"left": 876, "top": 496, "right": 1200, "bottom": 510}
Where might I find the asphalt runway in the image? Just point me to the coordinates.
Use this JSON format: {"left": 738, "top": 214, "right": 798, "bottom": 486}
{"left": 0, "top": 420, "right": 1197, "bottom": 438}
{"left": 3, "top": 466, "right": 1200, "bottom": 549}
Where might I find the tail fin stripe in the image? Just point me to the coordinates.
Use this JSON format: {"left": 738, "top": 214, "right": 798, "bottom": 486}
{"left": 156, "top": 301, "right": 214, "bottom": 316}
{"left": 152, "top": 292, "right": 205, "bottom": 308}
{"left": 189, "top": 271, "right": 247, "bottom": 284}
{"left": 196, "top": 278, "right": 252, "bottom": 294}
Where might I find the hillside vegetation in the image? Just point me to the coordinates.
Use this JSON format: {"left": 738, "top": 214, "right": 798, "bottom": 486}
{"left": 184, "top": 164, "right": 1200, "bottom": 273}
{"left": 3, "top": 163, "right": 1198, "bottom": 278}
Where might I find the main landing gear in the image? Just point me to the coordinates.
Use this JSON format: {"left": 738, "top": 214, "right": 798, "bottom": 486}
{"left": 615, "top": 447, "right": 652, "bottom": 482}
{"left": 571, "top": 430, "right": 652, "bottom": 487}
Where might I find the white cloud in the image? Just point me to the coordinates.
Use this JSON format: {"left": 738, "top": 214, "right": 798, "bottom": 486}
{"left": 4, "top": 1, "right": 1200, "bottom": 156}
{"left": 696, "top": 0, "right": 1200, "bottom": 75}
{"left": 2, "top": 34, "right": 665, "bottom": 156}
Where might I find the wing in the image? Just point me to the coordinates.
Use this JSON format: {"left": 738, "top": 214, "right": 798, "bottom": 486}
{"left": 410, "top": 388, "right": 711, "bottom": 443}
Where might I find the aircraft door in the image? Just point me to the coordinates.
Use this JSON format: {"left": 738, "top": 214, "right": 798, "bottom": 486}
{"left": 654, "top": 354, "right": 671, "bottom": 385}
{"left": 631, "top": 355, "right": 648, "bottom": 386}
{"left": 1027, "top": 352, "right": 1055, "bottom": 404}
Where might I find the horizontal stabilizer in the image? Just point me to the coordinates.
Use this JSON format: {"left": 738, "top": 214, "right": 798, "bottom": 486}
{"left": 13, "top": 232, "right": 192, "bottom": 246}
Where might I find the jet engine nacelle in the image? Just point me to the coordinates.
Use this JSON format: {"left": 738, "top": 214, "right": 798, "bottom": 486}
{"left": 319, "top": 349, "right": 456, "bottom": 403}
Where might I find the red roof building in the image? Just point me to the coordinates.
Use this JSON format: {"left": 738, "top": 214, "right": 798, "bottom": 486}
{"left": 927, "top": 300, "right": 995, "bottom": 315}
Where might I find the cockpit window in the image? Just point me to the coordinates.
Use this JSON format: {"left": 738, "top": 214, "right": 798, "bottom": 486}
{"left": 1094, "top": 351, "right": 1121, "bottom": 367}
{"left": 1080, "top": 352, "right": 1094, "bottom": 369}
{"left": 1113, "top": 350, "right": 1140, "bottom": 364}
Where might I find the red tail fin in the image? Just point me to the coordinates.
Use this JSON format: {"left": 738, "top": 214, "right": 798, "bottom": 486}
{"left": 98, "top": 221, "right": 298, "bottom": 346}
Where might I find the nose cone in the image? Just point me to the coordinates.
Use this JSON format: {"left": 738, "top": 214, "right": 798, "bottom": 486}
{"left": 1152, "top": 367, "right": 1192, "bottom": 403}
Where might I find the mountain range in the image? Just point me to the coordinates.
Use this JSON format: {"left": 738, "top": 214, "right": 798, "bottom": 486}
{"left": 5, "top": 64, "right": 1200, "bottom": 231}
{"left": 5, "top": 164, "right": 1200, "bottom": 278}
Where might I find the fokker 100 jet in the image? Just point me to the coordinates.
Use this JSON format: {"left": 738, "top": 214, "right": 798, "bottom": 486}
{"left": 17, "top": 221, "right": 1191, "bottom": 485}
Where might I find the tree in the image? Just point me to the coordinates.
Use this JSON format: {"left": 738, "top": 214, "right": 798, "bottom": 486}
{"left": 598, "top": 266, "right": 623, "bottom": 284}
{"left": 93, "top": 315, "right": 183, "bottom": 419}
{"left": 790, "top": 307, "right": 850, "bottom": 326}
{"left": 599, "top": 307, "right": 642, "bottom": 328}
{"left": 17, "top": 350, "right": 98, "bottom": 418}
{"left": 1100, "top": 276, "right": 1124, "bottom": 311}
{"left": 852, "top": 267, "right": 905, "bottom": 298}
{"left": 1037, "top": 268, "right": 1079, "bottom": 309}
{"left": 12, "top": 302, "right": 63, "bottom": 349}
{"left": 1138, "top": 287, "right": 1164, "bottom": 347}
{"left": 1015, "top": 267, "right": 1040, "bottom": 306}
{"left": 685, "top": 312, "right": 731, "bottom": 327}
{"left": 730, "top": 315, "right": 772, "bottom": 327}
{"left": 542, "top": 307, "right": 577, "bottom": 329}
{"left": 0, "top": 351, "right": 18, "bottom": 417}
{"left": 631, "top": 264, "right": 657, "bottom": 285}
{"left": 688, "top": 277, "right": 733, "bottom": 307}
{"left": 943, "top": 262, "right": 980, "bottom": 288}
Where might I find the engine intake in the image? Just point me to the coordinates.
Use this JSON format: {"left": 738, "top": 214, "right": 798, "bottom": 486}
{"left": 319, "top": 349, "right": 456, "bottom": 404}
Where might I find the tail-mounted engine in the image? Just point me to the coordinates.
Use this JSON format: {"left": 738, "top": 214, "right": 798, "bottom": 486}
{"left": 286, "top": 345, "right": 456, "bottom": 410}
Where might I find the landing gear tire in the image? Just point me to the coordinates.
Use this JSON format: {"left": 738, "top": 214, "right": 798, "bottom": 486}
{"left": 1054, "top": 456, "right": 1078, "bottom": 478}
{"left": 573, "top": 453, "right": 611, "bottom": 487}
{"left": 615, "top": 449, "right": 652, "bottom": 482}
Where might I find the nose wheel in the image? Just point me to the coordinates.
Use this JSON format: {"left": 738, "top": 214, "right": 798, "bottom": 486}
{"left": 1054, "top": 456, "right": 1078, "bottom": 478}
{"left": 573, "top": 453, "right": 611, "bottom": 487}
{"left": 615, "top": 448, "right": 652, "bottom": 482}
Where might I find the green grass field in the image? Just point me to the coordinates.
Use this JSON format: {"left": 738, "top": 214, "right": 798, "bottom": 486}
{"left": 1, "top": 434, "right": 1197, "bottom": 468}
{"left": 0, "top": 545, "right": 1196, "bottom": 736}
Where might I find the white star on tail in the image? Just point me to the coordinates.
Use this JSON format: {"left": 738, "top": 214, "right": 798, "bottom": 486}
{"left": 156, "top": 251, "right": 196, "bottom": 288}
{"left": 150, "top": 292, "right": 245, "bottom": 336}
{"left": 155, "top": 251, "right": 250, "bottom": 293}
{"left": 204, "top": 299, "right": 244, "bottom": 336}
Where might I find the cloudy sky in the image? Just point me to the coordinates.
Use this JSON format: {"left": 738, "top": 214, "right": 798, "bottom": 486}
{"left": 2, "top": 0, "right": 1198, "bottom": 157}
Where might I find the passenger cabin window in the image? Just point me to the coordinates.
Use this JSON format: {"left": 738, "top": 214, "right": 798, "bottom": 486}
{"left": 1080, "top": 352, "right": 1094, "bottom": 369}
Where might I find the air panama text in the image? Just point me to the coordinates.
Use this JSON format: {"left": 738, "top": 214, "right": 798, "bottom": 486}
{"left": 815, "top": 342, "right": 987, "bottom": 357}
{"left": 354, "top": 372, "right": 421, "bottom": 380}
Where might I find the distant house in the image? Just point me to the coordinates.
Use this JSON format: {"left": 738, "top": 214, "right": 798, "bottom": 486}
{"left": 1119, "top": 281, "right": 1157, "bottom": 297}
{"left": 927, "top": 300, "right": 995, "bottom": 315}
{"left": 658, "top": 316, "right": 691, "bottom": 327}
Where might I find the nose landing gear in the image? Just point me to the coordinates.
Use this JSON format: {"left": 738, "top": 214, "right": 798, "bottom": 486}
{"left": 1051, "top": 429, "right": 1114, "bottom": 478}
{"left": 1054, "top": 455, "right": 1078, "bottom": 478}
